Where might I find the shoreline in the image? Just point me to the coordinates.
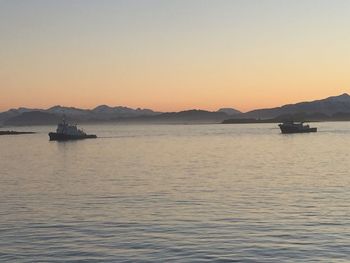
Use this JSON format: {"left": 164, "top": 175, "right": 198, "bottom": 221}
{"left": 0, "top": 131, "right": 36, "bottom": 135}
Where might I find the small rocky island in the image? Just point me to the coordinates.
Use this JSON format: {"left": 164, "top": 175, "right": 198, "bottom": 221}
{"left": 0, "top": 131, "right": 36, "bottom": 135}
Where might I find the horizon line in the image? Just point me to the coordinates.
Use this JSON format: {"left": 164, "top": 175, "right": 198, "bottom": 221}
{"left": 1, "top": 92, "right": 349, "bottom": 114}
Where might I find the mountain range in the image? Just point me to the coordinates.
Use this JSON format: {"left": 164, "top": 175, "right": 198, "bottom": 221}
{"left": 1, "top": 93, "right": 350, "bottom": 126}
{"left": 0, "top": 105, "right": 241, "bottom": 126}
{"left": 243, "top": 93, "right": 350, "bottom": 119}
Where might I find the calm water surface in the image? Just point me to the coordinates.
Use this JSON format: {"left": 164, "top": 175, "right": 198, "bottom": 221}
{"left": 1, "top": 123, "right": 350, "bottom": 262}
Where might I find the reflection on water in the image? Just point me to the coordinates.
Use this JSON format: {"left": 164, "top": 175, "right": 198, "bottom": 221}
{"left": 1, "top": 123, "right": 350, "bottom": 262}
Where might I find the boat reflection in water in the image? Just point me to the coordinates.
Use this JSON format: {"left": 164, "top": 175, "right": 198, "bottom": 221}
{"left": 278, "top": 121, "right": 317, "bottom": 134}
{"left": 49, "top": 118, "right": 97, "bottom": 141}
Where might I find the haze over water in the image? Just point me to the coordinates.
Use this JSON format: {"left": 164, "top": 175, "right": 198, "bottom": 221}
{"left": 1, "top": 123, "right": 350, "bottom": 262}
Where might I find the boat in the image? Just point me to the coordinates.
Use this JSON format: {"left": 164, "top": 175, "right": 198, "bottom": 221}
{"left": 278, "top": 121, "right": 317, "bottom": 134}
{"left": 49, "top": 118, "right": 97, "bottom": 141}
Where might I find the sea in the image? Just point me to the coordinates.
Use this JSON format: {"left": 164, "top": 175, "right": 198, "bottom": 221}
{"left": 1, "top": 122, "right": 350, "bottom": 262}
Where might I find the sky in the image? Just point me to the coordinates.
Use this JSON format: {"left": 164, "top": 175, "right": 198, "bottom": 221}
{"left": 1, "top": 0, "right": 350, "bottom": 112}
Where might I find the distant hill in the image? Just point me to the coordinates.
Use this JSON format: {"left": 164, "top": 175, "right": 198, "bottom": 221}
{"left": 217, "top": 108, "right": 242, "bottom": 115}
{"left": 243, "top": 93, "right": 350, "bottom": 119}
{"left": 114, "top": 110, "right": 229, "bottom": 124}
{"left": 3, "top": 94, "right": 350, "bottom": 126}
{"left": 0, "top": 105, "right": 160, "bottom": 126}
{"left": 91, "top": 105, "right": 159, "bottom": 119}
{"left": 47, "top": 106, "right": 91, "bottom": 117}
{"left": 0, "top": 107, "right": 40, "bottom": 124}
{"left": 2, "top": 109, "right": 229, "bottom": 126}
{"left": 0, "top": 103, "right": 241, "bottom": 126}
{"left": 223, "top": 112, "right": 333, "bottom": 124}
{"left": 3, "top": 111, "right": 61, "bottom": 126}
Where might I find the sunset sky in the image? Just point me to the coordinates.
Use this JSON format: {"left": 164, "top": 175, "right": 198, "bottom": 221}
{"left": 1, "top": 0, "right": 350, "bottom": 112}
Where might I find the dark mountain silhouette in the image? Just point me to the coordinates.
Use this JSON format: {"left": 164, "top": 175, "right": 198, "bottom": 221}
{"left": 0, "top": 107, "right": 40, "bottom": 124}
{"left": 119, "top": 110, "right": 229, "bottom": 123}
{"left": 92, "top": 105, "right": 159, "bottom": 119}
{"left": 243, "top": 93, "right": 350, "bottom": 119}
{"left": 47, "top": 105, "right": 159, "bottom": 119}
{"left": 217, "top": 108, "right": 242, "bottom": 115}
{"left": 2, "top": 109, "right": 229, "bottom": 126}
{"left": 47, "top": 105, "right": 91, "bottom": 116}
{"left": 2, "top": 93, "right": 350, "bottom": 126}
{"left": 223, "top": 112, "right": 332, "bottom": 124}
{"left": 0, "top": 104, "right": 236, "bottom": 126}
{"left": 3, "top": 111, "right": 61, "bottom": 126}
{"left": 0, "top": 105, "right": 160, "bottom": 126}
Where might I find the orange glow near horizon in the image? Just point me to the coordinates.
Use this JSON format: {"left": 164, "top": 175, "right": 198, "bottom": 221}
{"left": 1, "top": 1, "right": 350, "bottom": 113}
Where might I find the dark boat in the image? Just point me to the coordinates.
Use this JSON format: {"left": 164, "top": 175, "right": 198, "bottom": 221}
{"left": 278, "top": 121, "right": 317, "bottom": 134}
{"left": 49, "top": 118, "right": 97, "bottom": 141}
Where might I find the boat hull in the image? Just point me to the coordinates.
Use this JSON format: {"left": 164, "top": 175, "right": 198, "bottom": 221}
{"left": 279, "top": 126, "right": 317, "bottom": 134}
{"left": 49, "top": 132, "right": 97, "bottom": 141}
